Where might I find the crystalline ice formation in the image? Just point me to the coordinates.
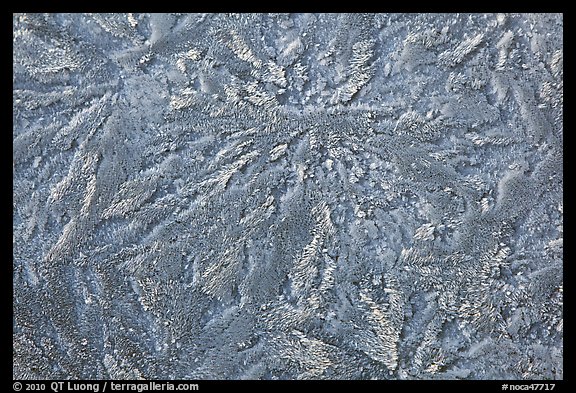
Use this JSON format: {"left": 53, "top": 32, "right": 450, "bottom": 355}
{"left": 13, "top": 13, "right": 562, "bottom": 379}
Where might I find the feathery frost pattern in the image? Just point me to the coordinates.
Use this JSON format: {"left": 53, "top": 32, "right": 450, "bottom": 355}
{"left": 13, "top": 13, "right": 562, "bottom": 379}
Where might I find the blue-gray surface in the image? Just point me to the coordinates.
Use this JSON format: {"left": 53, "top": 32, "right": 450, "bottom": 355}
{"left": 13, "top": 13, "right": 563, "bottom": 380}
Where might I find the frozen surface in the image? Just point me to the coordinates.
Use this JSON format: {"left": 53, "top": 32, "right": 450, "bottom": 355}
{"left": 13, "top": 13, "right": 563, "bottom": 379}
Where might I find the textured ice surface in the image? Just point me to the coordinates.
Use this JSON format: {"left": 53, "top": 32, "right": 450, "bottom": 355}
{"left": 13, "top": 13, "right": 563, "bottom": 379}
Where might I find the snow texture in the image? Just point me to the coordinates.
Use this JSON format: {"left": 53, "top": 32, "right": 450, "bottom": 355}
{"left": 13, "top": 13, "right": 563, "bottom": 380}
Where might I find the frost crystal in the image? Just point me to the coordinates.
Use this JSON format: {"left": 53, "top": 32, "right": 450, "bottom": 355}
{"left": 13, "top": 13, "right": 562, "bottom": 380}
